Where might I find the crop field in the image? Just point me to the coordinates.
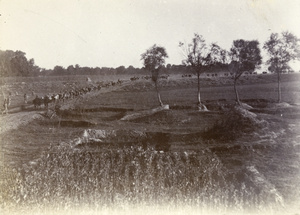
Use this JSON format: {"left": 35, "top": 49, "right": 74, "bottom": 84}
{"left": 0, "top": 73, "right": 300, "bottom": 215}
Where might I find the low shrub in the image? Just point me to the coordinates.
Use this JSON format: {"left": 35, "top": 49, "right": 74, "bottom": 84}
{"left": 202, "top": 105, "right": 267, "bottom": 141}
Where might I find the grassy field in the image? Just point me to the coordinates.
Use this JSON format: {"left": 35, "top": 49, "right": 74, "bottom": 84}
{"left": 0, "top": 73, "right": 300, "bottom": 215}
{"left": 1, "top": 73, "right": 300, "bottom": 108}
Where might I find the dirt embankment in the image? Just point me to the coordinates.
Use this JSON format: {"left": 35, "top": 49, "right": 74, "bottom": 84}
{"left": 0, "top": 112, "right": 43, "bottom": 135}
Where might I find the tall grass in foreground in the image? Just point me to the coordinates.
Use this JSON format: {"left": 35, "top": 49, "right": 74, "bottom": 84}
{"left": 0, "top": 144, "right": 284, "bottom": 215}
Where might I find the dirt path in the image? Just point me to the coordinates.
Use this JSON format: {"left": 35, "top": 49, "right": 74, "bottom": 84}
{"left": 0, "top": 82, "right": 130, "bottom": 135}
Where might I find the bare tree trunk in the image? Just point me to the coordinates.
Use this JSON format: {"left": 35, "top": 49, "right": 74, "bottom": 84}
{"left": 196, "top": 72, "right": 207, "bottom": 111}
{"left": 234, "top": 78, "right": 241, "bottom": 105}
{"left": 197, "top": 72, "right": 201, "bottom": 105}
{"left": 277, "top": 71, "right": 281, "bottom": 103}
{"left": 155, "top": 80, "right": 163, "bottom": 106}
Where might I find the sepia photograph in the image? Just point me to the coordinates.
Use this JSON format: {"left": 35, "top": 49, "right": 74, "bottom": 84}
{"left": 0, "top": 0, "right": 300, "bottom": 214}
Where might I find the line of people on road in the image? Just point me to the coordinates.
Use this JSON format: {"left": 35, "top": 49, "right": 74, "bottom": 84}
{"left": 1, "top": 79, "right": 125, "bottom": 114}
{"left": 32, "top": 79, "right": 124, "bottom": 110}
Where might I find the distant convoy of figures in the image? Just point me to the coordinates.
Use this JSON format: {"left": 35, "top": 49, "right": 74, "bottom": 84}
{"left": 203, "top": 71, "right": 259, "bottom": 78}
{"left": 1, "top": 71, "right": 271, "bottom": 114}
{"left": 31, "top": 79, "right": 124, "bottom": 109}
{"left": 130, "top": 75, "right": 169, "bottom": 81}
{"left": 182, "top": 72, "right": 262, "bottom": 78}
{"left": 128, "top": 72, "right": 266, "bottom": 81}
{"left": 1, "top": 79, "right": 124, "bottom": 114}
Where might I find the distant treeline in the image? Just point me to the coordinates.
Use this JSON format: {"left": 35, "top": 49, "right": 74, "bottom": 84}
{"left": 0, "top": 49, "right": 198, "bottom": 77}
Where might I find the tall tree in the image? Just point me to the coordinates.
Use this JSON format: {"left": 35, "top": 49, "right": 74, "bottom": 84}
{"left": 141, "top": 44, "right": 168, "bottom": 106}
{"left": 0, "top": 50, "right": 15, "bottom": 76}
{"left": 179, "top": 34, "right": 224, "bottom": 110}
{"left": 10, "top": 51, "right": 34, "bottom": 76}
{"left": 226, "top": 40, "right": 262, "bottom": 105}
{"left": 263, "top": 32, "right": 300, "bottom": 102}
{"left": 0, "top": 50, "right": 41, "bottom": 77}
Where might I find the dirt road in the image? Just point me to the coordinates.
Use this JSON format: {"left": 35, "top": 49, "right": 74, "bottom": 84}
{"left": 0, "top": 81, "right": 129, "bottom": 135}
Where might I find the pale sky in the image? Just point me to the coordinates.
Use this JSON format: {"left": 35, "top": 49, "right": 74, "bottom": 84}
{"left": 1, "top": 0, "right": 300, "bottom": 70}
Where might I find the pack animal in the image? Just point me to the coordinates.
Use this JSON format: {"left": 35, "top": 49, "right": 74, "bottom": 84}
{"left": 33, "top": 96, "right": 44, "bottom": 109}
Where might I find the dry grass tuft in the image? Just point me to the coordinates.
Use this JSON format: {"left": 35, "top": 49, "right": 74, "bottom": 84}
{"left": 0, "top": 144, "right": 284, "bottom": 214}
{"left": 202, "top": 105, "right": 268, "bottom": 141}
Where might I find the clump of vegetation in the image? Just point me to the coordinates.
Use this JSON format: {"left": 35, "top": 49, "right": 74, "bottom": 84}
{"left": 202, "top": 106, "right": 267, "bottom": 141}
{"left": 0, "top": 144, "right": 278, "bottom": 214}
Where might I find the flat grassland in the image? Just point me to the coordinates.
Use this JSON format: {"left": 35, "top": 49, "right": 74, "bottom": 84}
{"left": 0, "top": 73, "right": 300, "bottom": 215}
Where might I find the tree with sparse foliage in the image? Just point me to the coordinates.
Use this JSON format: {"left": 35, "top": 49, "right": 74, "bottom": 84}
{"left": 263, "top": 32, "right": 300, "bottom": 103}
{"left": 224, "top": 40, "right": 262, "bottom": 105}
{"left": 179, "top": 34, "right": 225, "bottom": 110}
{"left": 141, "top": 44, "right": 168, "bottom": 106}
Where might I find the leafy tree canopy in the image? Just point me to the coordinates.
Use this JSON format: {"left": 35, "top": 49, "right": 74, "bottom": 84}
{"left": 140, "top": 44, "right": 168, "bottom": 72}
{"left": 263, "top": 32, "right": 300, "bottom": 73}
{"left": 229, "top": 40, "right": 262, "bottom": 78}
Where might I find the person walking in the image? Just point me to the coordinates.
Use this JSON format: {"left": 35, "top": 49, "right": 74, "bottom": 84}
{"left": 2, "top": 98, "right": 8, "bottom": 114}
{"left": 24, "top": 93, "right": 28, "bottom": 104}
{"left": 7, "top": 96, "right": 11, "bottom": 107}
